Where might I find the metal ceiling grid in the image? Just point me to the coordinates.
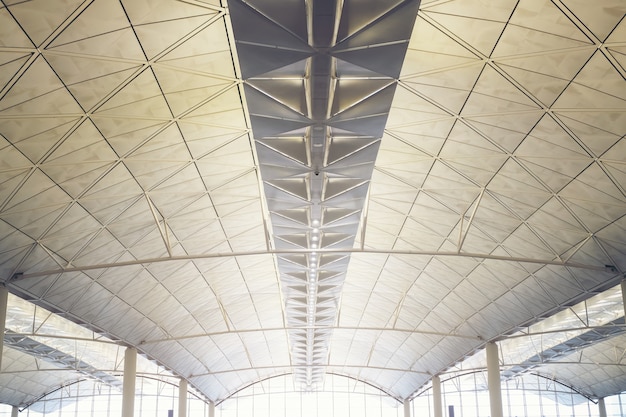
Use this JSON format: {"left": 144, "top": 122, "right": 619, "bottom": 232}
{"left": 336, "top": 0, "right": 625, "bottom": 400}
{"left": 0, "top": 0, "right": 624, "bottom": 408}
{"left": 227, "top": 0, "right": 420, "bottom": 388}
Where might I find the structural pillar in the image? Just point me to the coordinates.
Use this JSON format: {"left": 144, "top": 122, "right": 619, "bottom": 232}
{"left": 178, "top": 378, "right": 188, "bottom": 417}
{"left": 209, "top": 401, "right": 215, "bottom": 417}
{"left": 122, "top": 347, "right": 137, "bottom": 417}
{"left": 621, "top": 280, "right": 626, "bottom": 317}
{"left": 432, "top": 375, "right": 443, "bottom": 417}
{"left": 486, "top": 342, "right": 503, "bottom": 417}
{"left": 403, "top": 399, "right": 411, "bottom": 417}
{"left": 598, "top": 398, "right": 607, "bottom": 417}
{"left": 11, "top": 406, "right": 18, "bottom": 417}
{"left": 0, "top": 287, "right": 8, "bottom": 371}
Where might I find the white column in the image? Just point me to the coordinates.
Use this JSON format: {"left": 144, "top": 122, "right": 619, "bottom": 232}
{"left": 621, "top": 280, "right": 626, "bottom": 317}
{"left": 598, "top": 397, "right": 607, "bottom": 417}
{"left": 178, "top": 378, "right": 188, "bottom": 417}
{"left": 432, "top": 375, "right": 443, "bottom": 417}
{"left": 209, "top": 401, "right": 215, "bottom": 417}
{"left": 0, "top": 287, "right": 8, "bottom": 371}
{"left": 10, "top": 406, "right": 18, "bottom": 417}
{"left": 122, "top": 347, "right": 137, "bottom": 417}
{"left": 403, "top": 399, "right": 411, "bottom": 417}
{"left": 486, "top": 342, "right": 503, "bottom": 417}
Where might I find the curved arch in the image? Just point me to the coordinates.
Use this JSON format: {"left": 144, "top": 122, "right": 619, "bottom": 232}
{"left": 11, "top": 249, "right": 613, "bottom": 282}
{"left": 20, "top": 373, "right": 211, "bottom": 412}
{"left": 215, "top": 372, "right": 404, "bottom": 406}
{"left": 412, "top": 368, "right": 597, "bottom": 404}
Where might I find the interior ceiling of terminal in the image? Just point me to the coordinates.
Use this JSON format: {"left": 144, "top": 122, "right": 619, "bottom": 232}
{"left": 0, "top": 0, "right": 625, "bottom": 408}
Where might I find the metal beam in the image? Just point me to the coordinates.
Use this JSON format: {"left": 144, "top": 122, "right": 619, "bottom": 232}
{"left": 10, "top": 248, "right": 615, "bottom": 282}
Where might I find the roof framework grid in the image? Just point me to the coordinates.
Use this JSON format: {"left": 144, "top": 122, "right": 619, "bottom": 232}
{"left": 0, "top": 0, "right": 624, "bottom": 407}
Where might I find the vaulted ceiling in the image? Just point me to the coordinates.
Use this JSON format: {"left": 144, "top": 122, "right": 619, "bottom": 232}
{"left": 0, "top": 0, "right": 625, "bottom": 409}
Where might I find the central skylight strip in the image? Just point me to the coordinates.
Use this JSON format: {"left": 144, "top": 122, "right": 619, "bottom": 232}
{"left": 228, "top": 0, "right": 420, "bottom": 389}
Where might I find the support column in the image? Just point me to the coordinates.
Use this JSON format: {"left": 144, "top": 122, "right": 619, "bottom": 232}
{"left": 0, "top": 287, "right": 8, "bottom": 371}
{"left": 598, "top": 398, "right": 607, "bottom": 417}
{"left": 11, "top": 406, "right": 18, "bottom": 417}
{"left": 178, "top": 378, "right": 188, "bottom": 417}
{"left": 432, "top": 375, "right": 443, "bottom": 417}
{"left": 486, "top": 342, "right": 503, "bottom": 417}
{"left": 209, "top": 401, "right": 215, "bottom": 417}
{"left": 621, "top": 280, "right": 626, "bottom": 317}
{"left": 403, "top": 399, "right": 411, "bottom": 417}
{"left": 122, "top": 347, "right": 137, "bottom": 417}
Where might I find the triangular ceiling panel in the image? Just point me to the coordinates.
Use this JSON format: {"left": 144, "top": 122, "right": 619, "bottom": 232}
{"left": 249, "top": 115, "right": 312, "bottom": 139}
{"left": 402, "top": 16, "right": 480, "bottom": 77}
{"left": 493, "top": 3, "right": 592, "bottom": 57}
{"left": 385, "top": 118, "right": 455, "bottom": 155}
{"left": 152, "top": 66, "right": 234, "bottom": 117}
{"left": 554, "top": 82, "right": 626, "bottom": 111}
{"left": 265, "top": 178, "right": 309, "bottom": 201}
{"left": 441, "top": 120, "right": 506, "bottom": 157}
{"left": 559, "top": 163, "right": 626, "bottom": 216}
{"left": 40, "top": 161, "right": 116, "bottom": 200}
{"left": 94, "top": 69, "right": 173, "bottom": 118}
{"left": 133, "top": 14, "right": 218, "bottom": 61}
{"left": 1, "top": 161, "right": 58, "bottom": 208}
{"left": 0, "top": 135, "right": 32, "bottom": 171}
{"left": 553, "top": 112, "right": 623, "bottom": 158}
{"left": 560, "top": 0, "right": 625, "bottom": 42}
{"left": 47, "top": 0, "right": 130, "bottom": 49}
{"left": 330, "top": 83, "right": 398, "bottom": 122}
{"left": 177, "top": 123, "right": 247, "bottom": 159}
{"left": 127, "top": 123, "right": 191, "bottom": 161}
{"left": 0, "top": 52, "right": 32, "bottom": 92}
{"left": 228, "top": 0, "right": 312, "bottom": 53}
{"left": 335, "top": 0, "right": 404, "bottom": 42}
{"left": 493, "top": 62, "right": 571, "bottom": 107}
{"left": 331, "top": 79, "right": 394, "bottom": 117}
{"left": 570, "top": 51, "right": 626, "bottom": 100}
{"left": 327, "top": 114, "right": 390, "bottom": 138}
{"left": 124, "top": 160, "right": 190, "bottom": 192}
{"left": 0, "top": 117, "right": 80, "bottom": 164}
{"left": 45, "top": 54, "right": 142, "bottom": 112}
{"left": 606, "top": 45, "right": 626, "bottom": 72}
{"left": 464, "top": 111, "right": 544, "bottom": 153}
{"left": 333, "top": 0, "right": 419, "bottom": 50}
{"left": 153, "top": 164, "right": 208, "bottom": 195}
{"left": 0, "top": 8, "right": 33, "bottom": 48}
{"left": 463, "top": 65, "right": 541, "bottom": 114}
{"left": 326, "top": 136, "right": 379, "bottom": 166}
{"left": 403, "top": 63, "right": 484, "bottom": 113}
{"left": 257, "top": 138, "right": 308, "bottom": 166}
{"left": 7, "top": 0, "right": 85, "bottom": 47}
{"left": 420, "top": 11, "right": 506, "bottom": 57}
{"left": 47, "top": 27, "right": 146, "bottom": 60}
{"left": 90, "top": 117, "right": 169, "bottom": 157}
{"left": 0, "top": 57, "right": 82, "bottom": 115}
{"left": 180, "top": 86, "right": 246, "bottom": 128}
{"left": 332, "top": 43, "right": 412, "bottom": 79}
{"left": 245, "top": 0, "right": 308, "bottom": 42}
{"left": 386, "top": 84, "right": 450, "bottom": 128}
{"left": 244, "top": 84, "right": 310, "bottom": 121}
{"left": 323, "top": 178, "right": 367, "bottom": 201}
{"left": 156, "top": 20, "right": 235, "bottom": 78}
{"left": 246, "top": 79, "right": 307, "bottom": 116}
{"left": 1, "top": 201, "right": 70, "bottom": 243}
{"left": 235, "top": 43, "right": 314, "bottom": 80}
